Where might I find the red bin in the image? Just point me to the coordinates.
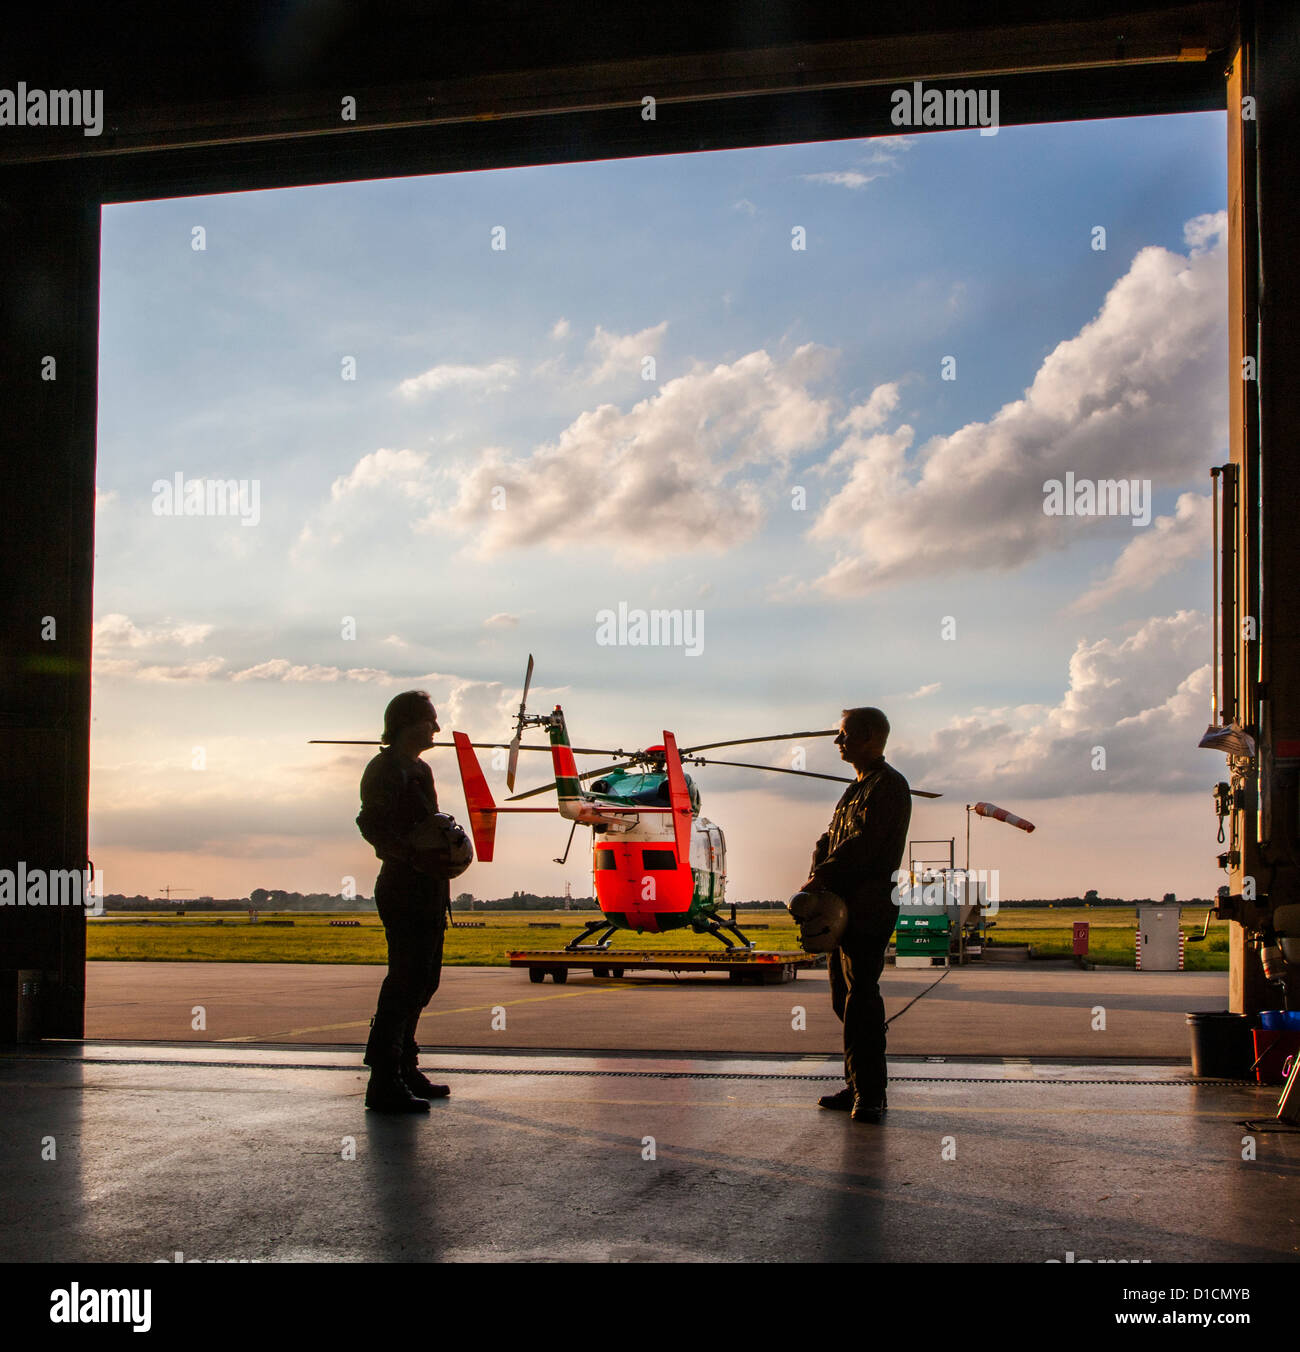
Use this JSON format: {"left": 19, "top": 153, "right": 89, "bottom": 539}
{"left": 1251, "top": 1029, "right": 1300, "bottom": 1084}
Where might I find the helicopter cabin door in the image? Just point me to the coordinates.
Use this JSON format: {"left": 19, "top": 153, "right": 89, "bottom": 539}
{"left": 704, "top": 824, "right": 725, "bottom": 904}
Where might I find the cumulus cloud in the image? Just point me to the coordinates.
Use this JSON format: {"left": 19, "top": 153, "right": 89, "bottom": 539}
{"left": 430, "top": 343, "right": 837, "bottom": 559}
{"left": 90, "top": 654, "right": 531, "bottom": 743}
{"left": 483, "top": 613, "right": 519, "bottom": 629}
{"left": 396, "top": 359, "right": 518, "bottom": 399}
{"left": 1071, "top": 492, "right": 1211, "bottom": 613}
{"left": 231, "top": 660, "right": 391, "bottom": 683}
{"left": 94, "top": 655, "right": 228, "bottom": 681}
{"left": 328, "top": 448, "right": 434, "bottom": 503}
{"left": 584, "top": 321, "right": 669, "bottom": 384}
{"left": 837, "top": 381, "right": 901, "bottom": 434}
{"left": 801, "top": 136, "right": 914, "bottom": 191}
{"left": 550, "top": 318, "right": 570, "bottom": 340}
{"left": 293, "top": 447, "right": 440, "bottom": 559}
{"left": 92, "top": 653, "right": 407, "bottom": 684}
{"left": 93, "top": 614, "right": 215, "bottom": 648}
{"left": 807, "top": 212, "right": 1228, "bottom": 594}
{"left": 435, "top": 676, "right": 522, "bottom": 735}
{"left": 896, "top": 611, "right": 1212, "bottom": 798}
{"left": 803, "top": 169, "right": 889, "bottom": 191}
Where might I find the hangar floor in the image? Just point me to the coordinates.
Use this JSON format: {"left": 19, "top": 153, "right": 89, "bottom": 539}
{"left": 2, "top": 1044, "right": 1296, "bottom": 1263}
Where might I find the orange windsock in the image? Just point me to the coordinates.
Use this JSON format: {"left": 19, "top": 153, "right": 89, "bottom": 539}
{"left": 973, "top": 801, "right": 1035, "bottom": 833}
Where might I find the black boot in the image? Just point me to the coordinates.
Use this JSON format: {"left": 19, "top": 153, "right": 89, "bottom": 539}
{"left": 401, "top": 1061, "right": 450, "bottom": 1100}
{"left": 365, "top": 1066, "right": 430, "bottom": 1113}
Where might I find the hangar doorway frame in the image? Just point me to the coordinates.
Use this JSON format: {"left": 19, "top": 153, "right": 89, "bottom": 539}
{"left": 3, "top": 4, "right": 1295, "bottom": 1038}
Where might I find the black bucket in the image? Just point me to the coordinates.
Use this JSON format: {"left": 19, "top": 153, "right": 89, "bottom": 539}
{"left": 1186, "top": 1011, "right": 1255, "bottom": 1078}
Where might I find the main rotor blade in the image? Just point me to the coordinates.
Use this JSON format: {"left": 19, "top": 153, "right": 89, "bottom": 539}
{"left": 506, "top": 761, "right": 637, "bottom": 801}
{"left": 685, "top": 757, "right": 853, "bottom": 784}
{"left": 309, "top": 739, "right": 622, "bottom": 753}
{"left": 505, "top": 754, "right": 946, "bottom": 800}
{"left": 518, "top": 653, "right": 534, "bottom": 713}
{"left": 687, "top": 757, "right": 941, "bottom": 797}
{"left": 678, "top": 729, "right": 838, "bottom": 754}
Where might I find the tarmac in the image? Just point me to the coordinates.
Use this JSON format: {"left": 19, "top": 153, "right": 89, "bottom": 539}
{"left": 88, "top": 961, "right": 1230, "bottom": 1056}
{"left": 2, "top": 1042, "right": 1296, "bottom": 1263}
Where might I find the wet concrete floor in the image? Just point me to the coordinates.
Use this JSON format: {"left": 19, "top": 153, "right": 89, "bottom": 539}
{"left": 2, "top": 1044, "right": 1295, "bottom": 1263}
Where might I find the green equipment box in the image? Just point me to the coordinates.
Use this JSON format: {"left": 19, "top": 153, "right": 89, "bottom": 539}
{"left": 895, "top": 911, "right": 953, "bottom": 955}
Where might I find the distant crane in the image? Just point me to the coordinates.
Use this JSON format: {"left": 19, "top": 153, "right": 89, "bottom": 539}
{"left": 159, "top": 885, "right": 193, "bottom": 903}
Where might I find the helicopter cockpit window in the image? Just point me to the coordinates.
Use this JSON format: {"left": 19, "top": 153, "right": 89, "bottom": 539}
{"left": 641, "top": 849, "right": 677, "bottom": 870}
{"left": 594, "top": 848, "right": 618, "bottom": 870}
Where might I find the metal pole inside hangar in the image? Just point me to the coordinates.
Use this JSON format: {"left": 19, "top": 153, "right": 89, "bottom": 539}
{"left": 1, "top": 2, "right": 1297, "bottom": 1033}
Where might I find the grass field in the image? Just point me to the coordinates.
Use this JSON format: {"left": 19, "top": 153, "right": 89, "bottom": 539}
{"left": 85, "top": 907, "right": 1230, "bottom": 969}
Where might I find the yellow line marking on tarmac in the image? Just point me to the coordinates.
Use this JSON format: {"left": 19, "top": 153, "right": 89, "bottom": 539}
{"left": 218, "top": 982, "right": 627, "bottom": 1042}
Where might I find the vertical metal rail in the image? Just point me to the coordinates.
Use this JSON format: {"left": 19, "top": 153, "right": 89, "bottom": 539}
{"left": 1213, "top": 463, "right": 1239, "bottom": 729}
{"left": 1211, "top": 466, "right": 1222, "bottom": 724}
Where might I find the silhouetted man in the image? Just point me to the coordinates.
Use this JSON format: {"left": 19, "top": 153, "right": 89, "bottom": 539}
{"left": 357, "top": 690, "right": 453, "bottom": 1113}
{"left": 804, "top": 706, "right": 911, "bottom": 1124}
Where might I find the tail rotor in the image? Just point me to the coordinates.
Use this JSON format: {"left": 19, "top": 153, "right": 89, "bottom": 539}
{"left": 506, "top": 653, "right": 534, "bottom": 793}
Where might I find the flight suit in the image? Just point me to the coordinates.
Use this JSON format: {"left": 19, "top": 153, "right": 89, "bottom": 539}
{"left": 808, "top": 756, "right": 911, "bottom": 1107}
{"left": 356, "top": 746, "right": 451, "bottom": 1072}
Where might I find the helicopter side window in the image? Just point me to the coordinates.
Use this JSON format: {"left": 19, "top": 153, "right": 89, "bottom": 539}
{"left": 594, "top": 848, "right": 618, "bottom": 870}
{"left": 641, "top": 849, "right": 677, "bottom": 870}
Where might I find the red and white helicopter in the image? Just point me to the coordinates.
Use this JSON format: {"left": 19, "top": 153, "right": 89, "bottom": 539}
{"left": 317, "top": 657, "right": 940, "bottom": 952}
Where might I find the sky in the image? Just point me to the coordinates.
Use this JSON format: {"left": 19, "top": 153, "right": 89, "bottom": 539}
{"left": 91, "top": 109, "right": 1231, "bottom": 903}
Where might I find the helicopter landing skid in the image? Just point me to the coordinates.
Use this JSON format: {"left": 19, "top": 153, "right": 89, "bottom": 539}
{"left": 563, "top": 920, "right": 619, "bottom": 952}
{"left": 695, "top": 914, "right": 757, "bottom": 951}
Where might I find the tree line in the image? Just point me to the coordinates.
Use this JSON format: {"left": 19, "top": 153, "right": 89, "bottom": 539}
{"left": 96, "top": 888, "right": 1214, "bottom": 912}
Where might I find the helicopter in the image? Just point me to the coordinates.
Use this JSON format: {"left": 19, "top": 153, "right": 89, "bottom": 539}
{"left": 454, "top": 657, "right": 940, "bottom": 951}
{"left": 312, "top": 656, "right": 940, "bottom": 951}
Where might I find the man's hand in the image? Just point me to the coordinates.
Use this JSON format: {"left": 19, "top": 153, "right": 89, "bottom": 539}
{"left": 411, "top": 847, "right": 452, "bottom": 876}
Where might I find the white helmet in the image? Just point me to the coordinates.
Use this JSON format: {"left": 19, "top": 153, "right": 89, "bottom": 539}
{"left": 409, "top": 812, "right": 475, "bottom": 879}
{"left": 788, "top": 889, "right": 848, "bottom": 953}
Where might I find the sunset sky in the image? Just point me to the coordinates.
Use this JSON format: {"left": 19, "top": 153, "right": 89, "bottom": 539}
{"left": 91, "top": 109, "right": 1230, "bottom": 903}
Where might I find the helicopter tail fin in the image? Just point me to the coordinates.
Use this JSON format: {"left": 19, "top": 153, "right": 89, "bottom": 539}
{"left": 545, "top": 706, "right": 584, "bottom": 809}
{"left": 662, "top": 731, "right": 693, "bottom": 865}
{"left": 453, "top": 732, "right": 497, "bottom": 862}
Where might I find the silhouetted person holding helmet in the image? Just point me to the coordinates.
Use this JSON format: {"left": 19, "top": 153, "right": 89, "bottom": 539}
{"left": 357, "top": 690, "right": 454, "bottom": 1113}
{"left": 803, "top": 706, "right": 911, "bottom": 1124}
